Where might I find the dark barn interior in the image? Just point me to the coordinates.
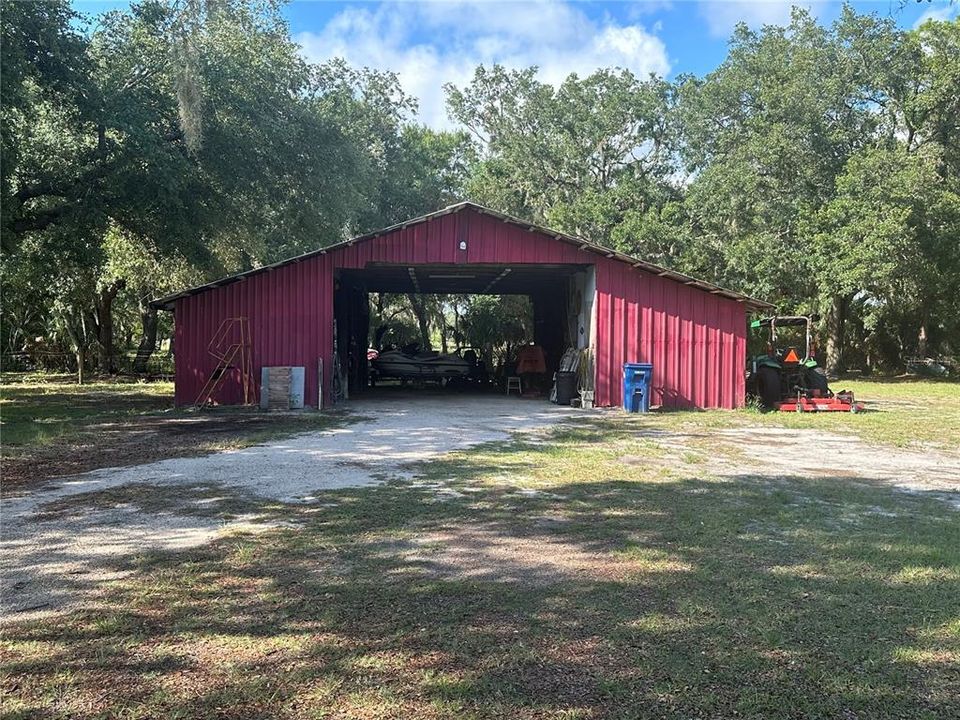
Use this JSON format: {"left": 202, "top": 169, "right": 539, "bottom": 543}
{"left": 333, "top": 263, "right": 592, "bottom": 398}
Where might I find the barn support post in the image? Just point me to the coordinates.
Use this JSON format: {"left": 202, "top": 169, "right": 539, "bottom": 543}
{"left": 582, "top": 265, "right": 598, "bottom": 397}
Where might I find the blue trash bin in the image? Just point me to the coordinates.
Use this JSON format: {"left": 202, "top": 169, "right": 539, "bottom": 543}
{"left": 623, "top": 363, "right": 653, "bottom": 413}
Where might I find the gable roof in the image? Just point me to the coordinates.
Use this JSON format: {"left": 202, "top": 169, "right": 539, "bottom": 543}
{"left": 152, "top": 201, "right": 772, "bottom": 310}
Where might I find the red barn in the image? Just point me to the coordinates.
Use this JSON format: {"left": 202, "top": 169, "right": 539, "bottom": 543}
{"left": 153, "top": 202, "right": 770, "bottom": 409}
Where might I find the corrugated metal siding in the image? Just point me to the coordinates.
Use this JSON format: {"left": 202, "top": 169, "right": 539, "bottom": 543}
{"left": 174, "top": 253, "right": 333, "bottom": 407}
{"left": 174, "top": 207, "right": 746, "bottom": 409}
{"left": 593, "top": 260, "right": 746, "bottom": 409}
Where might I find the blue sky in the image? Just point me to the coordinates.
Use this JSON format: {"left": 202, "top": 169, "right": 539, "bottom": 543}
{"left": 72, "top": 1, "right": 958, "bottom": 127}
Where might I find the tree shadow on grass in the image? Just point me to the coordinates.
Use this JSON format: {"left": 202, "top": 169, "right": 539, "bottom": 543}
{"left": 3, "top": 428, "right": 959, "bottom": 719}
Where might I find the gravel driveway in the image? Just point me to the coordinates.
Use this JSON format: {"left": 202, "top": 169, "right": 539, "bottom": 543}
{"left": 1, "top": 396, "right": 581, "bottom": 619}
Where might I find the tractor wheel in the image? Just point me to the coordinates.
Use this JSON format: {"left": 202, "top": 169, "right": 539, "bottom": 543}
{"left": 756, "top": 365, "right": 781, "bottom": 410}
{"left": 805, "top": 366, "right": 829, "bottom": 395}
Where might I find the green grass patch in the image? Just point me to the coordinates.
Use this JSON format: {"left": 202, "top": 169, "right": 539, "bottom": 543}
{"left": 642, "top": 377, "right": 959, "bottom": 451}
{"left": 0, "top": 376, "right": 176, "bottom": 447}
{"left": 781, "top": 377, "right": 960, "bottom": 449}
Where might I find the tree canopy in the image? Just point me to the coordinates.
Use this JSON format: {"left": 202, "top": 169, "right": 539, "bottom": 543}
{"left": 447, "top": 7, "right": 960, "bottom": 373}
{"left": 1, "top": 0, "right": 468, "bottom": 374}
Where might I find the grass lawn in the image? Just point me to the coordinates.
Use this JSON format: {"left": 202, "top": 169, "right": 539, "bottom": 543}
{"left": 637, "top": 376, "right": 959, "bottom": 451}
{"left": 2, "top": 378, "right": 958, "bottom": 718}
{"left": 758, "top": 377, "right": 960, "bottom": 449}
{"left": 0, "top": 375, "right": 177, "bottom": 446}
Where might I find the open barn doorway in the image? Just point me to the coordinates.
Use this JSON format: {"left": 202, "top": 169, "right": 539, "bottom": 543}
{"left": 332, "top": 263, "right": 596, "bottom": 404}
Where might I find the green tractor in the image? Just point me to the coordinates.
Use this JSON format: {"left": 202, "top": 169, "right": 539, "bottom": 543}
{"left": 747, "top": 316, "right": 862, "bottom": 412}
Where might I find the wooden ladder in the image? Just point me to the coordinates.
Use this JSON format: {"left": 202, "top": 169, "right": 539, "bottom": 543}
{"left": 194, "top": 317, "right": 256, "bottom": 408}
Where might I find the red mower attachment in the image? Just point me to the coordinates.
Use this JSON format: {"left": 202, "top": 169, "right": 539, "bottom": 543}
{"left": 775, "top": 390, "right": 865, "bottom": 413}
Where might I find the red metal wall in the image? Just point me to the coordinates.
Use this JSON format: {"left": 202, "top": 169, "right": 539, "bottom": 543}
{"left": 174, "top": 252, "right": 333, "bottom": 407}
{"left": 174, "top": 208, "right": 747, "bottom": 409}
{"left": 594, "top": 261, "right": 746, "bottom": 409}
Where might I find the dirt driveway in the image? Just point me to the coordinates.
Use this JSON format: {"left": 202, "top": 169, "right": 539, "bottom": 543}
{"left": 1, "top": 396, "right": 582, "bottom": 618}
{"left": 3, "top": 395, "right": 958, "bottom": 621}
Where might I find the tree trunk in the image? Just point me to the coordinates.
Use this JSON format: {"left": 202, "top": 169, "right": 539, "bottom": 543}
{"left": 917, "top": 323, "right": 928, "bottom": 359}
{"left": 61, "top": 307, "right": 89, "bottom": 385}
{"left": 93, "top": 279, "right": 126, "bottom": 374}
{"left": 77, "top": 347, "right": 86, "bottom": 385}
{"left": 824, "top": 293, "right": 850, "bottom": 378}
{"left": 440, "top": 311, "right": 448, "bottom": 354}
{"left": 132, "top": 302, "right": 159, "bottom": 374}
{"left": 452, "top": 298, "right": 462, "bottom": 347}
{"left": 407, "top": 293, "right": 431, "bottom": 350}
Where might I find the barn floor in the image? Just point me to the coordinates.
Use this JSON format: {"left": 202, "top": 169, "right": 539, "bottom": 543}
{"left": 3, "top": 388, "right": 959, "bottom": 718}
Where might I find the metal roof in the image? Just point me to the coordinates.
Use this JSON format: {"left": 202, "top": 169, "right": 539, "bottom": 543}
{"left": 152, "top": 201, "right": 773, "bottom": 311}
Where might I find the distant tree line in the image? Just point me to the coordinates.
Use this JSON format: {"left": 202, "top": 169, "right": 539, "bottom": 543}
{"left": 2, "top": 1, "right": 957, "bottom": 379}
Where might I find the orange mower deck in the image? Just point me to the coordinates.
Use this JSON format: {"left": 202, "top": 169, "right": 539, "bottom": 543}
{"left": 774, "top": 391, "right": 864, "bottom": 413}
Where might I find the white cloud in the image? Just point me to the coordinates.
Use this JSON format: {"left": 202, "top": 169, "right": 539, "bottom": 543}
{"left": 697, "top": 1, "right": 829, "bottom": 39}
{"left": 295, "top": 0, "right": 670, "bottom": 129}
{"left": 914, "top": 3, "right": 959, "bottom": 28}
{"left": 627, "top": 1, "right": 675, "bottom": 20}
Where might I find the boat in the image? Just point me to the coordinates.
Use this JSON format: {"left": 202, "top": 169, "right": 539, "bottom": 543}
{"left": 371, "top": 348, "right": 471, "bottom": 382}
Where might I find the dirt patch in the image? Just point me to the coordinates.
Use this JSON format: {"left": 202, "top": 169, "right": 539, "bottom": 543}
{"left": 1, "top": 411, "right": 336, "bottom": 495}
{"left": 713, "top": 427, "right": 960, "bottom": 498}
{"left": 381, "top": 523, "right": 689, "bottom": 586}
{"left": 617, "top": 424, "right": 960, "bottom": 503}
